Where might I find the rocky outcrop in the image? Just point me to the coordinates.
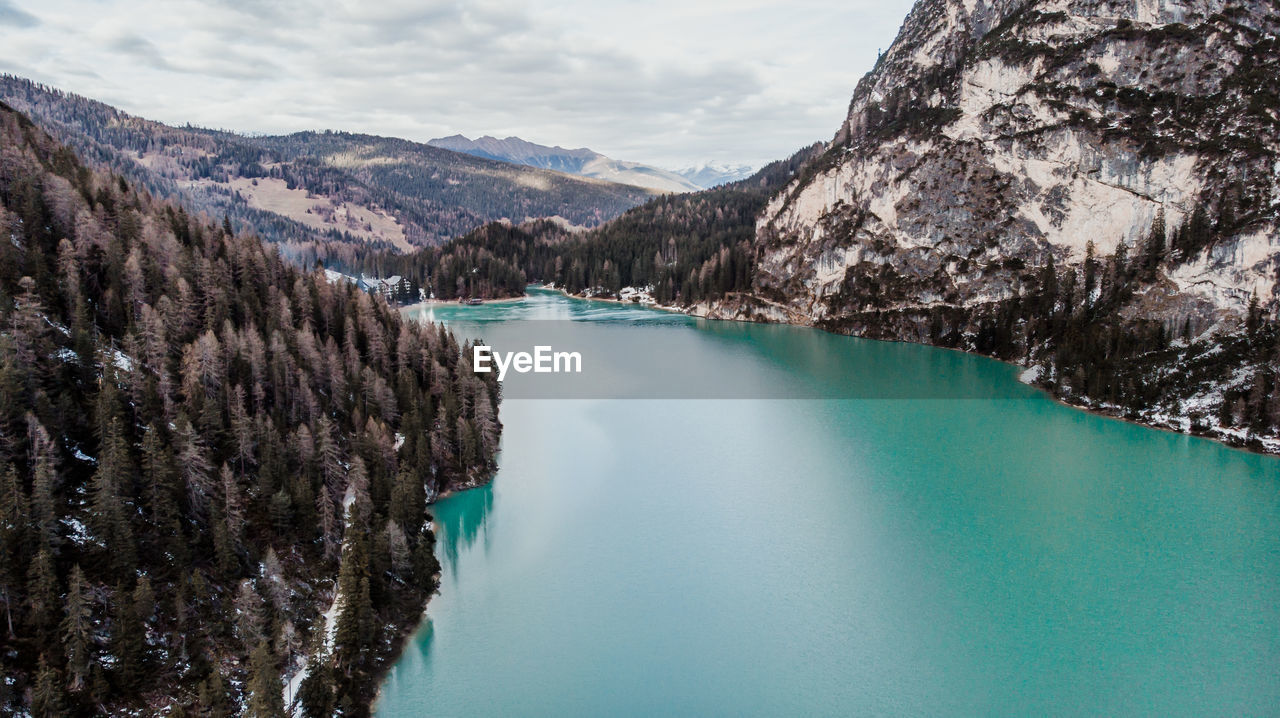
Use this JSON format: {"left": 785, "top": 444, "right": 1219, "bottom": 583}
{"left": 710, "top": 0, "right": 1280, "bottom": 451}
{"left": 744, "top": 0, "right": 1277, "bottom": 328}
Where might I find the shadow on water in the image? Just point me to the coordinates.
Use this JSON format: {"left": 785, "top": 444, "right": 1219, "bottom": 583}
{"left": 432, "top": 480, "right": 495, "bottom": 577}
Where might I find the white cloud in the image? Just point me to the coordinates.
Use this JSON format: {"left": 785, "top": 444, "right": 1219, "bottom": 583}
{"left": 0, "top": 0, "right": 915, "bottom": 168}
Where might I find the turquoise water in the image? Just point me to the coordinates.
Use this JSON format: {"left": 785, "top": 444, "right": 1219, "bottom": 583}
{"left": 378, "top": 289, "right": 1280, "bottom": 716}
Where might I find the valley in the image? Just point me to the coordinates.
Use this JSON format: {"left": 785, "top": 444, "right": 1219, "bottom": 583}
{"left": 0, "top": 0, "right": 1277, "bottom": 715}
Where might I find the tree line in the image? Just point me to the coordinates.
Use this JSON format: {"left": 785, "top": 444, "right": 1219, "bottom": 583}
{"left": 0, "top": 102, "right": 500, "bottom": 716}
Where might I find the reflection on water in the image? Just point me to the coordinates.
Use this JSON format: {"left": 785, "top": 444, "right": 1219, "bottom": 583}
{"left": 409, "top": 289, "right": 1038, "bottom": 400}
{"left": 433, "top": 480, "right": 495, "bottom": 574}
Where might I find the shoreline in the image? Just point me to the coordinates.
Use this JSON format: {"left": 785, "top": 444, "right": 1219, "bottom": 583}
{"left": 364, "top": 467, "right": 498, "bottom": 716}
{"left": 686, "top": 296, "right": 1280, "bottom": 458}
{"left": 542, "top": 285, "right": 686, "bottom": 314}
{"left": 399, "top": 296, "right": 526, "bottom": 314}
{"left": 534, "top": 285, "right": 1280, "bottom": 458}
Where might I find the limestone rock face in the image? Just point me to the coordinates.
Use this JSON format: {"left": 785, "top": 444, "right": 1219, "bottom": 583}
{"left": 743, "top": 0, "right": 1278, "bottom": 330}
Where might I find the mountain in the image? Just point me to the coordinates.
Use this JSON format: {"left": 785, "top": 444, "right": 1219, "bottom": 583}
{"left": 0, "top": 76, "right": 658, "bottom": 260}
{"left": 704, "top": 0, "right": 1280, "bottom": 451}
{"left": 434, "top": 0, "right": 1280, "bottom": 453}
{"left": 674, "top": 162, "right": 757, "bottom": 189}
{"left": 428, "top": 134, "right": 702, "bottom": 193}
{"left": 0, "top": 100, "right": 500, "bottom": 715}
{"left": 335, "top": 144, "right": 823, "bottom": 306}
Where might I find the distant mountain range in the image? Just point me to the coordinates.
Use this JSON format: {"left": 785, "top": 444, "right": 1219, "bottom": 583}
{"left": 428, "top": 134, "right": 698, "bottom": 193}
{"left": 428, "top": 135, "right": 750, "bottom": 193}
{"left": 674, "top": 162, "right": 756, "bottom": 189}
{"left": 0, "top": 76, "right": 658, "bottom": 258}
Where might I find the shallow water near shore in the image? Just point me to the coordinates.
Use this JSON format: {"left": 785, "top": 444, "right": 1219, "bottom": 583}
{"left": 379, "top": 288, "right": 1280, "bottom": 716}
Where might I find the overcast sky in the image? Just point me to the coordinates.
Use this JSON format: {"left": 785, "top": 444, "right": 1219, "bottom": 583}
{"left": 0, "top": 0, "right": 915, "bottom": 169}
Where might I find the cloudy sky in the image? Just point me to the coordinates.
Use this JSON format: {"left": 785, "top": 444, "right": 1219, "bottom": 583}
{"left": 0, "top": 0, "right": 915, "bottom": 169}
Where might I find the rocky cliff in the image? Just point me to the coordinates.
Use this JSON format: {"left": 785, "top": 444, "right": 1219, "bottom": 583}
{"left": 708, "top": 0, "right": 1280, "bottom": 450}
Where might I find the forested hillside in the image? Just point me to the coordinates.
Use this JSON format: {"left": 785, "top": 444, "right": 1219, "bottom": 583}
{"left": 342, "top": 144, "right": 824, "bottom": 305}
{"left": 0, "top": 76, "right": 657, "bottom": 261}
{"left": 0, "top": 102, "right": 500, "bottom": 715}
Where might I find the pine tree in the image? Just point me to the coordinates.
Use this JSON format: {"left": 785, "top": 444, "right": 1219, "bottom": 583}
{"left": 61, "top": 565, "right": 93, "bottom": 692}
{"left": 390, "top": 467, "right": 426, "bottom": 537}
{"left": 1246, "top": 292, "right": 1262, "bottom": 336}
{"left": 386, "top": 520, "right": 411, "bottom": 576}
{"left": 317, "top": 485, "right": 339, "bottom": 562}
{"left": 316, "top": 415, "right": 344, "bottom": 497}
{"left": 234, "top": 580, "right": 266, "bottom": 653}
{"left": 1141, "top": 208, "right": 1166, "bottom": 277}
{"left": 176, "top": 415, "right": 214, "bottom": 523}
{"left": 111, "top": 581, "right": 144, "bottom": 694}
{"left": 297, "top": 642, "right": 335, "bottom": 718}
{"left": 269, "top": 487, "right": 293, "bottom": 536}
{"left": 212, "top": 515, "right": 238, "bottom": 581}
{"left": 26, "top": 547, "right": 59, "bottom": 650}
{"left": 89, "top": 416, "right": 137, "bottom": 575}
{"left": 1083, "top": 240, "right": 1097, "bottom": 305}
{"left": 0, "top": 462, "right": 28, "bottom": 638}
{"left": 132, "top": 574, "right": 155, "bottom": 626}
{"left": 27, "top": 417, "right": 59, "bottom": 551}
{"left": 221, "top": 463, "right": 246, "bottom": 553}
{"left": 140, "top": 423, "right": 182, "bottom": 553}
{"left": 30, "top": 656, "right": 66, "bottom": 718}
{"left": 245, "top": 639, "right": 285, "bottom": 718}
{"left": 333, "top": 506, "right": 374, "bottom": 679}
{"left": 412, "top": 528, "right": 441, "bottom": 592}
{"left": 197, "top": 669, "right": 230, "bottom": 717}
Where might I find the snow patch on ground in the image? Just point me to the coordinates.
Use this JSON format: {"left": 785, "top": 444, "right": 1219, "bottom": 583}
{"left": 324, "top": 269, "right": 356, "bottom": 285}
{"left": 63, "top": 517, "right": 90, "bottom": 546}
{"left": 282, "top": 583, "right": 344, "bottom": 717}
{"left": 617, "top": 286, "right": 657, "bottom": 305}
{"left": 283, "top": 484, "right": 359, "bottom": 714}
{"left": 42, "top": 315, "right": 70, "bottom": 336}
{"left": 109, "top": 348, "right": 133, "bottom": 372}
{"left": 1019, "top": 365, "right": 1043, "bottom": 384}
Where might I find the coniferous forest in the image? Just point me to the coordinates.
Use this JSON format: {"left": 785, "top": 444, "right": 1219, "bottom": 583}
{"left": 0, "top": 102, "right": 501, "bottom": 716}
{"left": 340, "top": 144, "right": 826, "bottom": 305}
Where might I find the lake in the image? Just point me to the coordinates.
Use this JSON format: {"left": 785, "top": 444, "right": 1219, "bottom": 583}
{"left": 377, "top": 288, "right": 1280, "bottom": 716}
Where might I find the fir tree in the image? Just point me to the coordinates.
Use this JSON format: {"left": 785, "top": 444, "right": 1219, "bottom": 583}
{"left": 245, "top": 639, "right": 286, "bottom": 718}
{"left": 0, "top": 462, "right": 27, "bottom": 638}
{"left": 89, "top": 416, "right": 137, "bottom": 575}
{"left": 30, "top": 656, "right": 66, "bottom": 718}
{"left": 25, "top": 548, "right": 59, "bottom": 650}
{"left": 197, "top": 669, "right": 230, "bottom": 717}
{"left": 111, "top": 581, "right": 144, "bottom": 693}
{"left": 297, "top": 642, "right": 335, "bottom": 718}
{"left": 61, "top": 565, "right": 93, "bottom": 692}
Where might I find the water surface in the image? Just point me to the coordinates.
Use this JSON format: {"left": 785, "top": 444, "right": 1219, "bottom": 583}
{"left": 378, "top": 289, "right": 1280, "bottom": 716}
